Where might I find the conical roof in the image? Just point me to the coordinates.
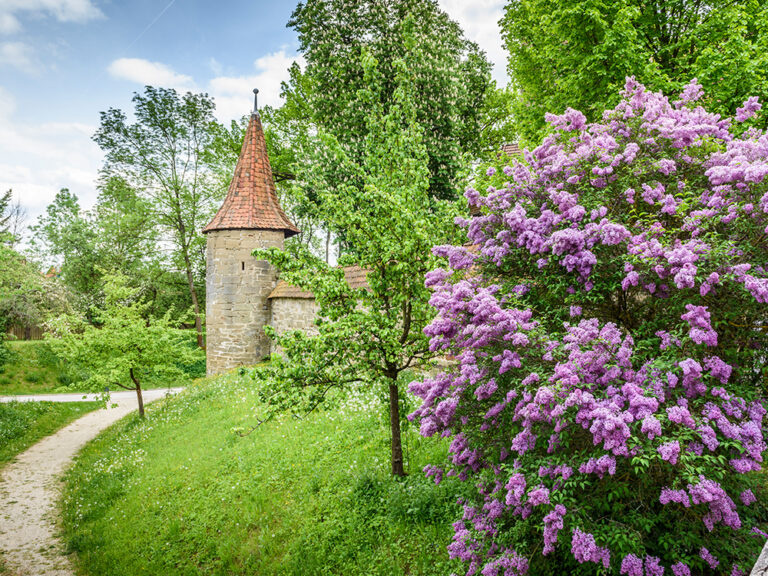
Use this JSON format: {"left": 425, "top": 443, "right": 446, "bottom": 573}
{"left": 203, "top": 112, "right": 299, "bottom": 236}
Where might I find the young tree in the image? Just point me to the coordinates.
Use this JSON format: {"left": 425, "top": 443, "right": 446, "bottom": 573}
{"left": 255, "top": 34, "right": 461, "bottom": 476}
{"left": 47, "top": 274, "right": 203, "bottom": 417}
{"left": 410, "top": 80, "right": 768, "bottom": 574}
{"left": 503, "top": 0, "right": 768, "bottom": 143}
{"left": 93, "top": 87, "right": 225, "bottom": 347}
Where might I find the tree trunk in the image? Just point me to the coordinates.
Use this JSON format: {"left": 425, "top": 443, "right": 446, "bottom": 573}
{"left": 181, "top": 246, "right": 204, "bottom": 348}
{"left": 130, "top": 368, "right": 145, "bottom": 418}
{"left": 388, "top": 382, "right": 405, "bottom": 476}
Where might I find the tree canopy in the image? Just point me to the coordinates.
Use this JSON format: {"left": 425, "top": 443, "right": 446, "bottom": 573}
{"left": 502, "top": 0, "right": 768, "bottom": 142}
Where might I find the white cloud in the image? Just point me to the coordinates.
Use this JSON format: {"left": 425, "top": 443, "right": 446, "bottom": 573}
{"left": 108, "top": 58, "right": 197, "bottom": 93}
{"left": 0, "top": 0, "right": 103, "bottom": 34}
{"left": 0, "top": 41, "right": 38, "bottom": 72}
{"left": 0, "top": 86, "right": 102, "bottom": 229}
{"left": 438, "top": 0, "right": 508, "bottom": 85}
{"left": 208, "top": 50, "right": 304, "bottom": 122}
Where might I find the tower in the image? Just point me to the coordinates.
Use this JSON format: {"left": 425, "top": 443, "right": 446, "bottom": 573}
{"left": 203, "top": 90, "right": 299, "bottom": 375}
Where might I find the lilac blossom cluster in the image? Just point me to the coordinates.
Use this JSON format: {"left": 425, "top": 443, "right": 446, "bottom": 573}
{"left": 410, "top": 79, "right": 768, "bottom": 574}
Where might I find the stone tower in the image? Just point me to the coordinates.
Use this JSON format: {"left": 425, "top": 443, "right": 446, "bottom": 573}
{"left": 203, "top": 93, "right": 299, "bottom": 375}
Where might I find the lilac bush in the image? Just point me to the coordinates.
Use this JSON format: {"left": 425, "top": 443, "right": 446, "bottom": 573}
{"left": 410, "top": 79, "right": 768, "bottom": 575}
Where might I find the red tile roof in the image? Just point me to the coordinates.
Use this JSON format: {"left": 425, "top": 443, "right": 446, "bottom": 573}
{"left": 268, "top": 265, "right": 370, "bottom": 299}
{"left": 203, "top": 113, "right": 299, "bottom": 236}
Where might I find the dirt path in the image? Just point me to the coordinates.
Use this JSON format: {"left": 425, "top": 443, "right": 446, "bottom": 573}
{"left": 0, "top": 390, "right": 178, "bottom": 576}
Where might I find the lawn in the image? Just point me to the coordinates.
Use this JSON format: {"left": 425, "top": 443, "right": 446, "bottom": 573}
{"left": 61, "top": 373, "right": 466, "bottom": 575}
{"left": 0, "top": 400, "right": 102, "bottom": 466}
{"left": 0, "top": 341, "right": 68, "bottom": 395}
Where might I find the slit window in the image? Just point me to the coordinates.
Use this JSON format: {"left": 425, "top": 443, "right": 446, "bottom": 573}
{"left": 241, "top": 262, "right": 245, "bottom": 271}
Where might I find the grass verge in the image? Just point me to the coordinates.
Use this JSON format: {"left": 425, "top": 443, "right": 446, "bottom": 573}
{"left": 0, "top": 401, "right": 102, "bottom": 466}
{"left": 61, "top": 373, "right": 466, "bottom": 575}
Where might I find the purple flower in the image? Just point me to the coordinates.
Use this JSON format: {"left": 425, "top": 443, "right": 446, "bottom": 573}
{"left": 736, "top": 96, "right": 761, "bottom": 122}
{"left": 700, "top": 547, "right": 719, "bottom": 569}
{"left": 571, "top": 528, "right": 610, "bottom": 568}
{"left": 658, "top": 441, "right": 680, "bottom": 465}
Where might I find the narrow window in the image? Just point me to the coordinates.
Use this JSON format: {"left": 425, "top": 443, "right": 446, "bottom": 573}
{"left": 241, "top": 262, "right": 245, "bottom": 271}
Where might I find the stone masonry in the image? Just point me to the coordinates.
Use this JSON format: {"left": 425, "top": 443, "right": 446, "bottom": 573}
{"left": 268, "top": 297, "right": 319, "bottom": 355}
{"left": 205, "top": 229, "right": 285, "bottom": 375}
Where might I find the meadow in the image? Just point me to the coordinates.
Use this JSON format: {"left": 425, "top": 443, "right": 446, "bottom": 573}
{"left": 61, "top": 373, "right": 467, "bottom": 575}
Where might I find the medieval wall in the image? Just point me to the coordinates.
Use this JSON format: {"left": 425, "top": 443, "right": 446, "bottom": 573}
{"left": 205, "top": 229, "right": 284, "bottom": 375}
{"left": 268, "top": 297, "right": 319, "bottom": 355}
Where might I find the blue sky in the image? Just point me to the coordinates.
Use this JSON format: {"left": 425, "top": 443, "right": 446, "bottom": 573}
{"left": 0, "top": 0, "right": 507, "bottom": 226}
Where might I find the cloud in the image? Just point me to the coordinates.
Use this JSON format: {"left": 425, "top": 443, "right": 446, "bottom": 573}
{"left": 0, "top": 85, "right": 102, "bottom": 229}
{"left": 208, "top": 50, "right": 305, "bottom": 122}
{"left": 0, "top": 41, "right": 39, "bottom": 73}
{"left": 437, "top": 0, "right": 508, "bottom": 85}
{"left": 108, "top": 58, "right": 197, "bottom": 93}
{"left": 0, "top": 0, "right": 102, "bottom": 34}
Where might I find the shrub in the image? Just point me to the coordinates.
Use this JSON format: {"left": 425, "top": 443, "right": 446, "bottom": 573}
{"left": 410, "top": 79, "right": 768, "bottom": 575}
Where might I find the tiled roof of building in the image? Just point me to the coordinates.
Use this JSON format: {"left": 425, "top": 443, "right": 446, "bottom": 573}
{"left": 203, "top": 112, "right": 299, "bottom": 236}
{"left": 268, "top": 265, "right": 369, "bottom": 299}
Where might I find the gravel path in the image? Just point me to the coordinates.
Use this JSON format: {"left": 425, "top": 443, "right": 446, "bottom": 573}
{"left": 0, "top": 389, "right": 180, "bottom": 576}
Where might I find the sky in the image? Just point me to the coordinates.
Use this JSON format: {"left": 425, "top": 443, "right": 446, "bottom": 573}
{"left": 0, "top": 0, "right": 509, "bottom": 230}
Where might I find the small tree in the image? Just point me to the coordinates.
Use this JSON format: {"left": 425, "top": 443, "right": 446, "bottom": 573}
{"left": 411, "top": 80, "right": 768, "bottom": 574}
{"left": 48, "top": 274, "right": 203, "bottom": 417}
{"left": 255, "top": 32, "right": 460, "bottom": 476}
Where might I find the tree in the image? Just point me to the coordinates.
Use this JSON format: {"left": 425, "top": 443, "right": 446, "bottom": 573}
{"left": 281, "top": 0, "right": 493, "bottom": 203}
{"left": 255, "top": 36, "right": 461, "bottom": 476}
{"left": 410, "top": 80, "right": 768, "bottom": 574}
{"left": 93, "top": 87, "right": 225, "bottom": 347}
{"left": 502, "top": 0, "right": 768, "bottom": 143}
{"left": 29, "top": 189, "right": 100, "bottom": 308}
{"left": 47, "top": 273, "right": 203, "bottom": 417}
{"left": 0, "top": 189, "right": 27, "bottom": 247}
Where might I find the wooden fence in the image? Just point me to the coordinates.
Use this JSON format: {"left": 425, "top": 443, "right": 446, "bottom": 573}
{"left": 6, "top": 325, "right": 45, "bottom": 341}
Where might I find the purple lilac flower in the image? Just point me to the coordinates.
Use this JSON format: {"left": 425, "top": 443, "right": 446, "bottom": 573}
{"left": 542, "top": 504, "right": 566, "bottom": 555}
{"left": 658, "top": 441, "right": 680, "bottom": 465}
{"left": 740, "top": 489, "right": 756, "bottom": 506}
{"left": 620, "top": 554, "right": 643, "bottom": 576}
{"left": 736, "top": 96, "right": 761, "bottom": 122}
{"left": 571, "top": 528, "right": 610, "bottom": 568}
{"left": 671, "top": 562, "right": 691, "bottom": 576}
{"left": 700, "top": 547, "right": 719, "bottom": 569}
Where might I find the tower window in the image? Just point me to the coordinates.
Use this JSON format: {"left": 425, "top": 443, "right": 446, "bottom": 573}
{"left": 241, "top": 262, "right": 245, "bottom": 271}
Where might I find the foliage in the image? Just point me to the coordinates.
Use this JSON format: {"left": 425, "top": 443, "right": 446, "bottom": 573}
{"left": 502, "top": 0, "right": 768, "bottom": 143}
{"left": 0, "top": 236, "right": 65, "bottom": 359}
{"left": 47, "top": 273, "right": 203, "bottom": 417}
{"left": 410, "top": 80, "right": 768, "bottom": 574}
{"left": 0, "top": 400, "right": 101, "bottom": 466}
{"left": 0, "top": 189, "right": 25, "bottom": 246}
{"left": 254, "top": 37, "right": 461, "bottom": 476}
{"left": 93, "top": 86, "right": 226, "bottom": 346}
{"left": 60, "top": 373, "right": 465, "bottom": 575}
{"left": 278, "top": 0, "right": 492, "bottom": 208}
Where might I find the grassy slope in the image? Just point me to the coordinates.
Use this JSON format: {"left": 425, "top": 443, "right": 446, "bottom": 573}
{"left": 62, "top": 374, "right": 467, "bottom": 576}
{"left": 0, "top": 341, "right": 65, "bottom": 395}
{"left": 0, "top": 401, "right": 102, "bottom": 466}
{"left": 0, "top": 340, "right": 198, "bottom": 396}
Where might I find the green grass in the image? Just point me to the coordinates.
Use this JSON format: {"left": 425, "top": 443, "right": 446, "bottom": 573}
{"left": 0, "top": 341, "right": 69, "bottom": 395}
{"left": 0, "top": 400, "right": 102, "bottom": 466}
{"left": 61, "top": 374, "right": 467, "bottom": 576}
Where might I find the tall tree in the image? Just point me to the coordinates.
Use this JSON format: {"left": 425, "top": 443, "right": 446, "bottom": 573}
{"left": 93, "top": 87, "right": 225, "bottom": 347}
{"left": 502, "top": 0, "right": 768, "bottom": 142}
{"left": 282, "top": 0, "right": 493, "bottom": 202}
{"left": 0, "top": 189, "right": 27, "bottom": 247}
{"left": 256, "top": 29, "right": 461, "bottom": 476}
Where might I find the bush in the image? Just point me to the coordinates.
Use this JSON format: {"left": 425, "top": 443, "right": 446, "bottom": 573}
{"left": 410, "top": 79, "right": 768, "bottom": 575}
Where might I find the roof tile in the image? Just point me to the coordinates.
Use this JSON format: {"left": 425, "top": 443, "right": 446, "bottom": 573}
{"left": 203, "top": 113, "right": 299, "bottom": 236}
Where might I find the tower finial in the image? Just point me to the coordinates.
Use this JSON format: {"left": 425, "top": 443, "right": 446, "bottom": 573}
{"left": 253, "top": 88, "right": 259, "bottom": 115}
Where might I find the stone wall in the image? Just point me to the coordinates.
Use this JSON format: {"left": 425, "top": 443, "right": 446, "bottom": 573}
{"left": 269, "top": 297, "right": 319, "bottom": 355}
{"left": 205, "top": 229, "right": 285, "bottom": 375}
